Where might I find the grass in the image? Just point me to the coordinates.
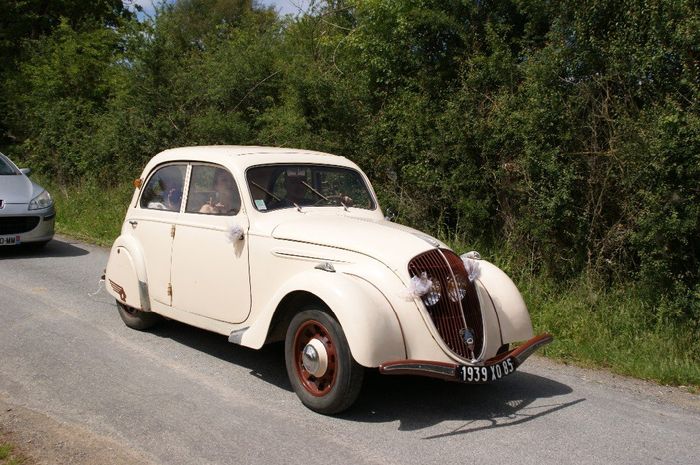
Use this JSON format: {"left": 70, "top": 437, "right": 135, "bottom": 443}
{"left": 37, "top": 177, "right": 134, "bottom": 246}
{"left": 0, "top": 442, "right": 26, "bottom": 465}
{"left": 521, "top": 277, "right": 700, "bottom": 387}
{"left": 37, "top": 178, "right": 700, "bottom": 388}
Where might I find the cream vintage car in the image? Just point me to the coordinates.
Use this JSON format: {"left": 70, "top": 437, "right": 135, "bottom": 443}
{"left": 105, "top": 146, "right": 552, "bottom": 414}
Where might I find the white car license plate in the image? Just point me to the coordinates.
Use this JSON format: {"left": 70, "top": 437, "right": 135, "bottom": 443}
{"left": 460, "top": 358, "right": 516, "bottom": 383}
{"left": 0, "top": 235, "right": 21, "bottom": 246}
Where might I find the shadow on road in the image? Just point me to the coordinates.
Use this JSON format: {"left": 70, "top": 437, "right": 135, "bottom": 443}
{"left": 0, "top": 238, "right": 89, "bottom": 260}
{"left": 344, "top": 370, "right": 582, "bottom": 435}
{"left": 149, "top": 319, "right": 581, "bottom": 434}
{"left": 150, "top": 319, "right": 292, "bottom": 391}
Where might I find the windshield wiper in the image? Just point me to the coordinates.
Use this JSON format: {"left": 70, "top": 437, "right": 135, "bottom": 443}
{"left": 301, "top": 181, "right": 349, "bottom": 211}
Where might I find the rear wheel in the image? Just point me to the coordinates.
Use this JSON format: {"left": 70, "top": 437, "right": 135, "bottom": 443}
{"left": 285, "top": 308, "right": 364, "bottom": 415}
{"left": 116, "top": 300, "right": 161, "bottom": 330}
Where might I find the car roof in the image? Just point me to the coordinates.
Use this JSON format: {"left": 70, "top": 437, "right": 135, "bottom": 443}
{"left": 148, "top": 146, "right": 358, "bottom": 172}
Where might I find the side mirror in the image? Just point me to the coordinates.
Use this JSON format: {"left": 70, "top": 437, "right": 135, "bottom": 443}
{"left": 20, "top": 168, "right": 31, "bottom": 176}
{"left": 384, "top": 208, "right": 396, "bottom": 222}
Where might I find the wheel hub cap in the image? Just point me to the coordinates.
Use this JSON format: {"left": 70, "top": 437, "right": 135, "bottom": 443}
{"left": 302, "top": 338, "right": 328, "bottom": 377}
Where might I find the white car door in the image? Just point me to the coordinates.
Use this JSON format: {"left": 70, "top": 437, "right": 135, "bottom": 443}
{"left": 130, "top": 163, "right": 188, "bottom": 306}
{"left": 170, "top": 164, "right": 251, "bottom": 324}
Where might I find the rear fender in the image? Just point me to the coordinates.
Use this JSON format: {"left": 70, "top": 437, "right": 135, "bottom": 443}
{"left": 105, "top": 235, "right": 150, "bottom": 311}
{"left": 240, "top": 270, "right": 406, "bottom": 368}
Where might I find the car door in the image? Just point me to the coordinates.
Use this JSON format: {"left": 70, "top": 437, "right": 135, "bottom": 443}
{"left": 170, "top": 163, "right": 251, "bottom": 323}
{"left": 130, "top": 163, "right": 188, "bottom": 306}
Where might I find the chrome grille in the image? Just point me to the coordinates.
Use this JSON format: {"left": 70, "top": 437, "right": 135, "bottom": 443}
{"left": 408, "top": 249, "right": 484, "bottom": 360}
{"left": 0, "top": 216, "right": 40, "bottom": 234}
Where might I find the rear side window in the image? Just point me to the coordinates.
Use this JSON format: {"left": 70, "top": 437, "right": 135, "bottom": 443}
{"left": 140, "top": 164, "right": 187, "bottom": 212}
{"left": 185, "top": 165, "right": 241, "bottom": 216}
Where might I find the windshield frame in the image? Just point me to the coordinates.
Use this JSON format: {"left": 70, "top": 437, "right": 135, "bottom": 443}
{"left": 0, "top": 153, "right": 20, "bottom": 176}
{"left": 245, "top": 163, "right": 378, "bottom": 213}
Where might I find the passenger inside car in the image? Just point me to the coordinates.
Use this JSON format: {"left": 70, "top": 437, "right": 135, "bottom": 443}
{"left": 198, "top": 168, "right": 240, "bottom": 215}
{"left": 142, "top": 165, "right": 184, "bottom": 211}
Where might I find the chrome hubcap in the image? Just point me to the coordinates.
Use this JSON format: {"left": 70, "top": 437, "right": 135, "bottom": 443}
{"left": 301, "top": 338, "right": 328, "bottom": 377}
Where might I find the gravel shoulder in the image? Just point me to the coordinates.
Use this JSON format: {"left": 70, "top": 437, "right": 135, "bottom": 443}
{"left": 0, "top": 397, "right": 154, "bottom": 465}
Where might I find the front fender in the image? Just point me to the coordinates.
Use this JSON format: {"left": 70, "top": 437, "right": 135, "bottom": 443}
{"left": 240, "top": 269, "right": 406, "bottom": 368}
{"left": 478, "top": 260, "right": 533, "bottom": 343}
{"left": 105, "top": 234, "right": 150, "bottom": 311}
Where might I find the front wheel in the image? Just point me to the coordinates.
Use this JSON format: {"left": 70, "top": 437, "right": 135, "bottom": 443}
{"left": 116, "top": 300, "right": 161, "bottom": 330}
{"left": 285, "top": 308, "right": 364, "bottom": 415}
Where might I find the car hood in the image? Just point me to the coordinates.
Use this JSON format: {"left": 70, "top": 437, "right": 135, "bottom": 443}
{"left": 271, "top": 215, "right": 446, "bottom": 271}
{"left": 0, "top": 175, "right": 43, "bottom": 203}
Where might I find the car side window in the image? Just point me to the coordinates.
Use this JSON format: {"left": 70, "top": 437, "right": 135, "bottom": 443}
{"left": 185, "top": 165, "right": 241, "bottom": 216}
{"left": 140, "top": 164, "right": 186, "bottom": 212}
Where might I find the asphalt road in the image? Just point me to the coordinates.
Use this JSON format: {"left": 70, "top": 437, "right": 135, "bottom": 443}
{"left": 1, "top": 237, "right": 698, "bottom": 465}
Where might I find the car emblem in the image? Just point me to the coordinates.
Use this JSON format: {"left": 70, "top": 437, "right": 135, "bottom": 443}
{"left": 109, "top": 279, "right": 127, "bottom": 302}
{"left": 0, "top": 199, "right": 4, "bottom": 209}
{"left": 460, "top": 328, "right": 477, "bottom": 360}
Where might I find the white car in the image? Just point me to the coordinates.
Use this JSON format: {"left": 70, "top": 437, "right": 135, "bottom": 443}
{"left": 0, "top": 152, "right": 55, "bottom": 248}
{"left": 105, "top": 146, "right": 552, "bottom": 414}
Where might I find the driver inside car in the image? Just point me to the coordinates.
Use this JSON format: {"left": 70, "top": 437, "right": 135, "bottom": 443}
{"left": 268, "top": 168, "right": 314, "bottom": 209}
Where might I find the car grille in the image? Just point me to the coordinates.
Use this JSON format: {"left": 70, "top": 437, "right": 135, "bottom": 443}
{"left": 408, "top": 249, "right": 484, "bottom": 360}
{"left": 0, "top": 216, "right": 41, "bottom": 234}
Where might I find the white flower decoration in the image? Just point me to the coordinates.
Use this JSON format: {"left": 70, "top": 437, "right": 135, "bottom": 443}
{"left": 226, "top": 223, "right": 245, "bottom": 243}
{"left": 460, "top": 252, "right": 481, "bottom": 282}
{"left": 402, "top": 272, "right": 433, "bottom": 301}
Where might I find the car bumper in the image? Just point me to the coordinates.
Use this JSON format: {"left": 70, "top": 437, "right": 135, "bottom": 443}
{"left": 378, "top": 333, "right": 553, "bottom": 383}
{"left": 0, "top": 205, "right": 55, "bottom": 245}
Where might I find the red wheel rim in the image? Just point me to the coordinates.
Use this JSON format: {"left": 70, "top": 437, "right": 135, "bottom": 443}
{"left": 293, "top": 319, "right": 338, "bottom": 397}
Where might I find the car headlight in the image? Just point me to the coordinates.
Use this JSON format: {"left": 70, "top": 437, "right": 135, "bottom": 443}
{"left": 29, "top": 190, "right": 53, "bottom": 210}
{"left": 422, "top": 279, "right": 442, "bottom": 306}
{"left": 446, "top": 274, "right": 468, "bottom": 302}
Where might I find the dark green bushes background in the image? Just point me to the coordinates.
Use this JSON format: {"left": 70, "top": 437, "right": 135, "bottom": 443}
{"left": 1, "top": 1, "right": 698, "bottom": 336}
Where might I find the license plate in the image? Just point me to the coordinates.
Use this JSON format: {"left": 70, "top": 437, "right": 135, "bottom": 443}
{"left": 459, "top": 358, "right": 516, "bottom": 383}
{"left": 0, "top": 235, "right": 21, "bottom": 246}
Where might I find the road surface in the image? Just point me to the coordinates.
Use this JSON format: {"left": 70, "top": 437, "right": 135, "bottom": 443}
{"left": 1, "top": 236, "right": 698, "bottom": 465}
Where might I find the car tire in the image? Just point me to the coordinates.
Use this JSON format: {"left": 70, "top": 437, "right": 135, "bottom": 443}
{"left": 116, "top": 300, "right": 161, "bottom": 330}
{"left": 285, "top": 307, "right": 364, "bottom": 415}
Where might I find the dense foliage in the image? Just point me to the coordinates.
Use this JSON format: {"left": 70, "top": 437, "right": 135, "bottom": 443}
{"left": 2, "top": 0, "right": 698, "bottom": 338}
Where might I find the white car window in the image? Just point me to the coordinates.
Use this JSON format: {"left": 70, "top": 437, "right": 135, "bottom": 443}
{"left": 139, "top": 164, "right": 187, "bottom": 212}
{"left": 185, "top": 165, "right": 241, "bottom": 216}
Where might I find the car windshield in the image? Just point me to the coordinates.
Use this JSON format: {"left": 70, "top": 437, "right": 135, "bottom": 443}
{"left": 0, "top": 155, "right": 18, "bottom": 175}
{"left": 247, "top": 164, "right": 376, "bottom": 212}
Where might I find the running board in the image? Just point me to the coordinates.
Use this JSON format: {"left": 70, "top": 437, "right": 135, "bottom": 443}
{"left": 228, "top": 327, "right": 249, "bottom": 344}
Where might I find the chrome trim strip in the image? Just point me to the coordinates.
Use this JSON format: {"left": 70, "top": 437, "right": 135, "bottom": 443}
{"left": 138, "top": 280, "right": 151, "bottom": 312}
